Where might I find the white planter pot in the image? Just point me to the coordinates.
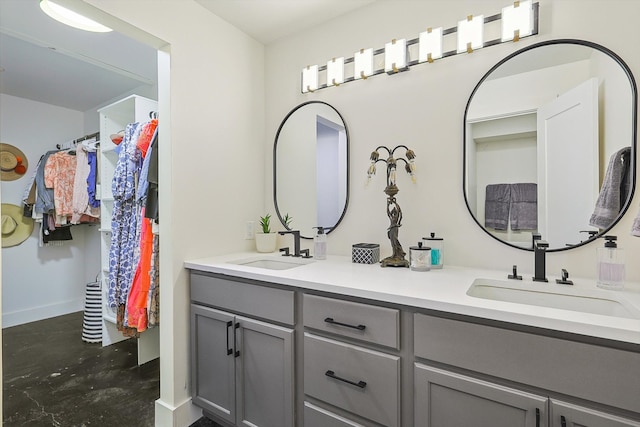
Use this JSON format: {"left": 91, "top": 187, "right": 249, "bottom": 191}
{"left": 255, "top": 233, "right": 278, "bottom": 253}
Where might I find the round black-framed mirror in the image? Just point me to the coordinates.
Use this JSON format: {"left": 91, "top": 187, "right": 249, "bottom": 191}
{"left": 463, "top": 39, "right": 637, "bottom": 251}
{"left": 274, "top": 101, "right": 350, "bottom": 239}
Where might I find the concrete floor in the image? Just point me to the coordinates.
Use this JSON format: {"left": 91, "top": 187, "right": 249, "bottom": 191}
{"left": 2, "top": 311, "right": 219, "bottom": 427}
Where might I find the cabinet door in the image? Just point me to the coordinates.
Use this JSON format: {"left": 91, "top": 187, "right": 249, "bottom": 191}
{"left": 415, "top": 364, "right": 547, "bottom": 427}
{"left": 235, "top": 315, "right": 294, "bottom": 427}
{"left": 551, "top": 400, "right": 640, "bottom": 427}
{"left": 191, "top": 304, "right": 236, "bottom": 425}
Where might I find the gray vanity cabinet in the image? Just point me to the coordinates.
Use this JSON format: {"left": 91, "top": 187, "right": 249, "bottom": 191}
{"left": 414, "top": 364, "right": 547, "bottom": 427}
{"left": 190, "top": 273, "right": 295, "bottom": 427}
{"left": 302, "top": 294, "right": 401, "bottom": 427}
{"left": 413, "top": 313, "right": 640, "bottom": 427}
{"left": 550, "top": 400, "right": 640, "bottom": 427}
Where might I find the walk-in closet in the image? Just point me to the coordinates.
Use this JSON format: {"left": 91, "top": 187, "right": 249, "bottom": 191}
{"left": 1, "top": 0, "right": 161, "bottom": 424}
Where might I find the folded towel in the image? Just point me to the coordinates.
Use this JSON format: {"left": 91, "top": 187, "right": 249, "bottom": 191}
{"left": 510, "top": 183, "right": 537, "bottom": 230}
{"left": 589, "top": 147, "right": 632, "bottom": 229}
{"left": 485, "top": 184, "right": 511, "bottom": 230}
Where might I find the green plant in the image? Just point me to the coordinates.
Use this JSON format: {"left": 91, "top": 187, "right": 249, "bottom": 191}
{"left": 259, "top": 214, "right": 271, "bottom": 233}
{"left": 283, "top": 213, "right": 293, "bottom": 229}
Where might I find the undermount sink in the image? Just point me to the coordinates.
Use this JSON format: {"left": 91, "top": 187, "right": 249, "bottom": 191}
{"left": 229, "top": 256, "right": 314, "bottom": 270}
{"left": 467, "top": 278, "right": 640, "bottom": 319}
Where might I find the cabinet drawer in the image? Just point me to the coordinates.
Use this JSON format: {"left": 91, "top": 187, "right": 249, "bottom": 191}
{"left": 303, "top": 294, "right": 399, "bottom": 349}
{"left": 304, "top": 333, "right": 400, "bottom": 427}
{"left": 190, "top": 272, "right": 294, "bottom": 325}
{"left": 304, "top": 402, "right": 365, "bottom": 427}
{"left": 414, "top": 313, "right": 640, "bottom": 414}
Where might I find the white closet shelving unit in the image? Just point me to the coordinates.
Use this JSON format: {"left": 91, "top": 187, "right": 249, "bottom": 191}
{"left": 97, "top": 94, "right": 159, "bottom": 365}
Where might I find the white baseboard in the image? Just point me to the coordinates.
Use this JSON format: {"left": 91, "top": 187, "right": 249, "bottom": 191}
{"left": 2, "top": 299, "right": 84, "bottom": 328}
{"left": 155, "top": 397, "right": 201, "bottom": 427}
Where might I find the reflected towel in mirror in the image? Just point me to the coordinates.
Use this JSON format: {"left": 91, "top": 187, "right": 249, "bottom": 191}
{"left": 510, "top": 183, "right": 537, "bottom": 230}
{"left": 589, "top": 147, "right": 631, "bottom": 229}
{"left": 485, "top": 184, "right": 511, "bottom": 230}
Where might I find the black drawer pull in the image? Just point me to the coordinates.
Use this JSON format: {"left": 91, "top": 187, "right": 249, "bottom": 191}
{"left": 536, "top": 408, "right": 540, "bottom": 427}
{"left": 226, "top": 320, "right": 233, "bottom": 355}
{"left": 325, "top": 370, "right": 367, "bottom": 388}
{"left": 561, "top": 415, "right": 567, "bottom": 427}
{"left": 234, "top": 322, "right": 240, "bottom": 358}
{"left": 324, "top": 317, "right": 366, "bottom": 331}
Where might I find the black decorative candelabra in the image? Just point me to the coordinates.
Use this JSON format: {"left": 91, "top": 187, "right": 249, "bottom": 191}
{"left": 367, "top": 145, "right": 416, "bottom": 267}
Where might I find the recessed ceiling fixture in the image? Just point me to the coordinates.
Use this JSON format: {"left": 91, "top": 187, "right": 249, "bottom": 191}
{"left": 39, "top": 0, "right": 112, "bottom": 33}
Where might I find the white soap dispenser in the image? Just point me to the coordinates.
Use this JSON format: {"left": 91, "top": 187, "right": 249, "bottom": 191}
{"left": 597, "top": 235, "right": 625, "bottom": 290}
{"left": 313, "top": 227, "right": 327, "bottom": 260}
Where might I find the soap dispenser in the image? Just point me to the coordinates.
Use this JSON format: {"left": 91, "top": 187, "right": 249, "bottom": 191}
{"left": 313, "top": 227, "right": 327, "bottom": 260}
{"left": 597, "top": 235, "right": 625, "bottom": 290}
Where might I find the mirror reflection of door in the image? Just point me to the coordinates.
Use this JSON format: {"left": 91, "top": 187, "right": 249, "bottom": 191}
{"left": 537, "top": 78, "right": 599, "bottom": 248}
{"left": 316, "top": 116, "right": 347, "bottom": 229}
{"left": 464, "top": 40, "right": 636, "bottom": 251}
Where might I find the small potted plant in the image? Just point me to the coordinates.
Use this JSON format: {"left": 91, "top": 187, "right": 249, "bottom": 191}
{"left": 255, "top": 214, "right": 277, "bottom": 253}
{"left": 283, "top": 213, "right": 293, "bottom": 229}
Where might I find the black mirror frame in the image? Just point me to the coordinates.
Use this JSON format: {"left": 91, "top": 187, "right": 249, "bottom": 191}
{"left": 463, "top": 39, "right": 637, "bottom": 252}
{"left": 273, "top": 101, "right": 350, "bottom": 239}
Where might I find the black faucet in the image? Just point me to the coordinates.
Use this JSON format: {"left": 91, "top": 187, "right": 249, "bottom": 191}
{"left": 278, "top": 230, "right": 301, "bottom": 257}
{"left": 532, "top": 234, "right": 549, "bottom": 282}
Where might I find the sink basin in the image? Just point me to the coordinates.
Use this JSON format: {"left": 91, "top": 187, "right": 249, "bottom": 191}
{"left": 467, "top": 278, "right": 640, "bottom": 319}
{"left": 229, "top": 256, "right": 314, "bottom": 270}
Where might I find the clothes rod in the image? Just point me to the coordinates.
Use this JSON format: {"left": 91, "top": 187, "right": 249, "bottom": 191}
{"left": 56, "top": 131, "right": 100, "bottom": 149}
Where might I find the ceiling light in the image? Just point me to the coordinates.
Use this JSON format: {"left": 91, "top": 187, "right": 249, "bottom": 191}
{"left": 39, "top": 0, "right": 112, "bottom": 33}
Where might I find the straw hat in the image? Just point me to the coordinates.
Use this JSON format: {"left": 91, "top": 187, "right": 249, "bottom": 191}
{"left": 0, "top": 143, "right": 29, "bottom": 181}
{"left": 1, "top": 203, "right": 34, "bottom": 248}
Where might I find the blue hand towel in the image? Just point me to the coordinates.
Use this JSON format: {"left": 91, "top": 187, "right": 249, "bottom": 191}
{"left": 485, "top": 184, "right": 511, "bottom": 230}
{"left": 590, "top": 147, "right": 631, "bottom": 229}
{"left": 510, "top": 183, "right": 537, "bottom": 230}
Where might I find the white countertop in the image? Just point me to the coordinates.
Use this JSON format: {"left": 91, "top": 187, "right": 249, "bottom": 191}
{"left": 184, "top": 252, "right": 640, "bottom": 346}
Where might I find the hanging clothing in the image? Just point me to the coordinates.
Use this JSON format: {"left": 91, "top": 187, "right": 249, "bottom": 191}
{"left": 144, "top": 131, "right": 159, "bottom": 221}
{"left": 34, "top": 151, "right": 57, "bottom": 214}
{"left": 147, "top": 234, "right": 160, "bottom": 327}
{"left": 44, "top": 151, "right": 77, "bottom": 218}
{"left": 126, "top": 210, "right": 154, "bottom": 332}
{"left": 71, "top": 146, "right": 100, "bottom": 224}
{"left": 107, "top": 123, "right": 143, "bottom": 322}
{"left": 137, "top": 119, "right": 158, "bottom": 159}
{"left": 87, "top": 151, "right": 100, "bottom": 208}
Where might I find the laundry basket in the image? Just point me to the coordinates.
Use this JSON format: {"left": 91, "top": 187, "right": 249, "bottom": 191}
{"left": 82, "top": 278, "right": 102, "bottom": 343}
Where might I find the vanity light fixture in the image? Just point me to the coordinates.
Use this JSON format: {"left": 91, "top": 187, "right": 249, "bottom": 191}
{"left": 39, "top": 0, "right": 112, "bottom": 33}
{"left": 326, "top": 57, "right": 344, "bottom": 87}
{"left": 385, "top": 39, "right": 408, "bottom": 74}
{"left": 457, "top": 14, "right": 484, "bottom": 54}
{"left": 354, "top": 48, "right": 374, "bottom": 80}
{"left": 501, "top": 0, "right": 534, "bottom": 42}
{"left": 300, "top": 1, "right": 538, "bottom": 93}
{"left": 419, "top": 27, "right": 443, "bottom": 63}
{"left": 301, "top": 65, "right": 319, "bottom": 93}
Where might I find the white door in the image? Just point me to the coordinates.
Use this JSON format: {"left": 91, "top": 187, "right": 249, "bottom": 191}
{"left": 537, "top": 78, "right": 599, "bottom": 248}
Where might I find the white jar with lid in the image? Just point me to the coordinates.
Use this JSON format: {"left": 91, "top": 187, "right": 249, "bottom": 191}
{"left": 410, "top": 242, "right": 431, "bottom": 271}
